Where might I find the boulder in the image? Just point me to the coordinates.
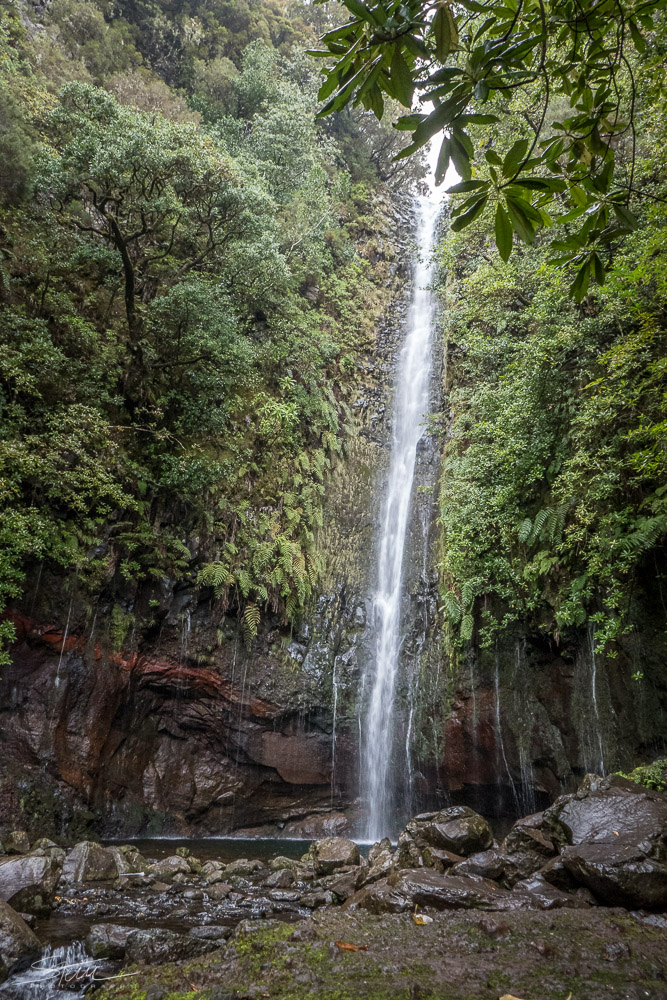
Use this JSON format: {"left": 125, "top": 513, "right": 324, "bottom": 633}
{"left": 538, "top": 855, "right": 581, "bottom": 892}
{"left": 204, "top": 883, "right": 232, "bottom": 901}
{"left": 269, "top": 856, "right": 300, "bottom": 872}
{"left": 512, "top": 874, "right": 590, "bottom": 910}
{"left": 503, "top": 812, "right": 555, "bottom": 858}
{"left": 264, "top": 868, "right": 294, "bottom": 889}
{"left": 421, "top": 847, "right": 465, "bottom": 872}
{"left": 348, "top": 869, "right": 528, "bottom": 913}
{"left": 125, "top": 928, "right": 220, "bottom": 965}
{"left": 358, "top": 846, "right": 396, "bottom": 888}
{"left": 542, "top": 773, "right": 667, "bottom": 852}
{"left": 501, "top": 850, "right": 551, "bottom": 888}
{"left": 2, "top": 832, "right": 30, "bottom": 856}
{"left": 311, "top": 838, "right": 360, "bottom": 876}
{"left": 62, "top": 842, "right": 120, "bottom": 882}
{"left": 451, "top": 850, "right": 506, "bottom": 882}
{"left": 115, "top": 845, "right": 149, "bottom": 871}
{"left": 561, "top": 842, "right": 667, "bottom": 909}
{"left": 86, "top": 923, "right": 136, "bottom": 959}
{"left": 0, "top": 899, "right": 40, "bottom": 981}
{"left": 146, "top": 856, "right": 191, "bottom": 879}
{"left": 541, "top": 772, "right": 667, "bottom": 907}
{"left": 367, "top": 839, "right": 392, "bottom": 865}
{"left": 319, "top": 867, "right": 361, "bottom": 901}
{"left": 0, "top": 854, "right": 62, "bottom": 914}
{"left": 223, "top": 859, "right": 263, "bottom": 878}
{"left": 403, "top": 807, "right": 493, "bottom": 858}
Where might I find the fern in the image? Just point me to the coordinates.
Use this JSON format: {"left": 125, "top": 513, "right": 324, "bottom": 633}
{"left": 243, "top": 603, "right": 260, "bottom": 645}
{"left": 531, "top": 506, "right": 553, "bottom": 542}
{"left": 461, "top": 580, "right": 475, "bottom": 609}
{"left": 285, "top": 591, "right": 299, "bottom": 623}
{"left": 460, "top": 614, "right": 474, "bottom": 642}
{"left": 443, "top": 591, "right": 461, "bottom": 624}
{"left": 518, "top": 518, "right": 532, "bottom": 543}
{"left": 236, "top": 568, "right": 252, "bottom": 598}
{"left": 198, "top": 561, "right": 231, "bottom": 597}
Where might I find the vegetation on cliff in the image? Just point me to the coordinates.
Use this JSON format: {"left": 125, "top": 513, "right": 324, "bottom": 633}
{"left": 0, "top": 0, "right": 422, "bottom": 660}
{"left": 322, "top": 0, "right": 667, "bottom": 657}
{"left": 1, "top": 0, "right": 666, "bottom": 676}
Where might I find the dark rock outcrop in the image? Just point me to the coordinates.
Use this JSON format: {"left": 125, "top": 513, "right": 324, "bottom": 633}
{"left": 561, "top": 841, "right": 667, "bottom": 908}
{"left": 86, "top": 923, "right": 135, "bottom": 959}
{"left": 541, "top": 773, "right": 667, "bottom": 908}
{"left": 0, "top": 854, "right": 61, "bottom": 914}
{"left": 397, "top": 806, "right": 493, "bottom": 867}
{"left": 62, "top": 841, "right": 120, "bottom": 881}
{"left": 0, "top": 900, "right": 40, "bottom": 982}
{"left": 348, "top": 869, "right": 528, "bottom": 913}
{"left": 125, "top": 928, "right": 220, "bottom": 965}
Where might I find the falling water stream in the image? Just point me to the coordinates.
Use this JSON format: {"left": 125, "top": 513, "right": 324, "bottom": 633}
{"left": 361, "top": 175, "right": 441, "bottom": 842}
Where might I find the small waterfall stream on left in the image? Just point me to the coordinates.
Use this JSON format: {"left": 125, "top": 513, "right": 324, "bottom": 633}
{"left": 0, "top": 943, "right": 104, "bottom": 1000}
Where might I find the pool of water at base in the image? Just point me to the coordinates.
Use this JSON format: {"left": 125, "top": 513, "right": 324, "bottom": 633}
{"left": 102, "top": 837, "right": 313, "bottom": 863}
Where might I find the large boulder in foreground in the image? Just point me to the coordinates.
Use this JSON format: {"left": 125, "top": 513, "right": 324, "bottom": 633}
{"left": 347, "top": 869, "right": 525, "bottom": 913}
{"left": 347, "top": 867, "right": 591, "bottom": 915}
{"left": 542, "top": 773, "right": 667, "bottom": 908}
{"left": 0, "top": 900, "right": 40, "bottom": 981}
{"left": 542, "top": 773, "right": 667, "bottom": 851}
{"left": 561, "top": 842, "right": 667, "bottom": 908}
{"left": 311, "top": 838, "right": 360, "bottom": 876}
{"left": 402, "top": 807, "right": 493, "bottom": 859}
{"left": 61, "top": 841, "right": 121, "bottom": 882}
{"left": 0, "top": 854, "right": 62, "bottom": 914}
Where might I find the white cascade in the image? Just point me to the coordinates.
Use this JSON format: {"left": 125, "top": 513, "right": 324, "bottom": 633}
{"left": 0, "top": 942, "right": 100, "bottom": 999}
{"left": 362, "top": 178, "right": 441, "bottom": 842}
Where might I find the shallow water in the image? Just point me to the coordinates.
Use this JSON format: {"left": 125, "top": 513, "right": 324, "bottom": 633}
{"left": 103, "top": 836, "right": 312, "bottom": 862}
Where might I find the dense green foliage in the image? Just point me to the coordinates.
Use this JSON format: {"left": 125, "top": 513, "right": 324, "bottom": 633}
{"left": 434, "top": 42, "right": 667, "bottom": 654}
{"left": 0, "top": 0, "right": 420, "bottom": 658}
{"left": 315, "top": 0, "right": 664, "bottom": 296}
{"left": 618, "top": 758, "right": 667, "bottom": 791}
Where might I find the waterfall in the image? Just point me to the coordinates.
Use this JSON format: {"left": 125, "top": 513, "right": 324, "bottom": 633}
{"left": 361, "top": 181, "right": 441, "bottom": 842}
{"left": 589, "top": 623, "right": 606, "bottom": 774}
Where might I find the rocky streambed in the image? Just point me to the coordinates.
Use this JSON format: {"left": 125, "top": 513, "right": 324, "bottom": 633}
{"left": 0, "top": 773, "right": 666, "bottom": 999}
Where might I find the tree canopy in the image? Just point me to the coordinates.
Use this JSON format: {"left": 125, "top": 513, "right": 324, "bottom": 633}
{"left": 313, "top": 0, "right": 666, "bottom": 297}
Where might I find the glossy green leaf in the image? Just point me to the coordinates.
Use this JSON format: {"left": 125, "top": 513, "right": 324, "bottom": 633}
{"left": 495, "top": 203, "right": 513, "bottom": 260}
{"left": 450, "top": 194, "right": 488, "bottom": 230}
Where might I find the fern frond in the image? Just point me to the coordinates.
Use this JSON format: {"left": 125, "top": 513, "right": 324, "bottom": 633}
{"left": 518, "top": 518, "right": 532, "bottom": 544}
{"left": 460, "top": 614, "right": 474, "bottom": 642}
{"left": 461, "top": 581, "right": 475, "bottom": 609}
{"left": 243, "top": 603, "right": 260, "bottom": 645}
{"left": 443, "top": 591, "right": 461, "bottom": 625}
